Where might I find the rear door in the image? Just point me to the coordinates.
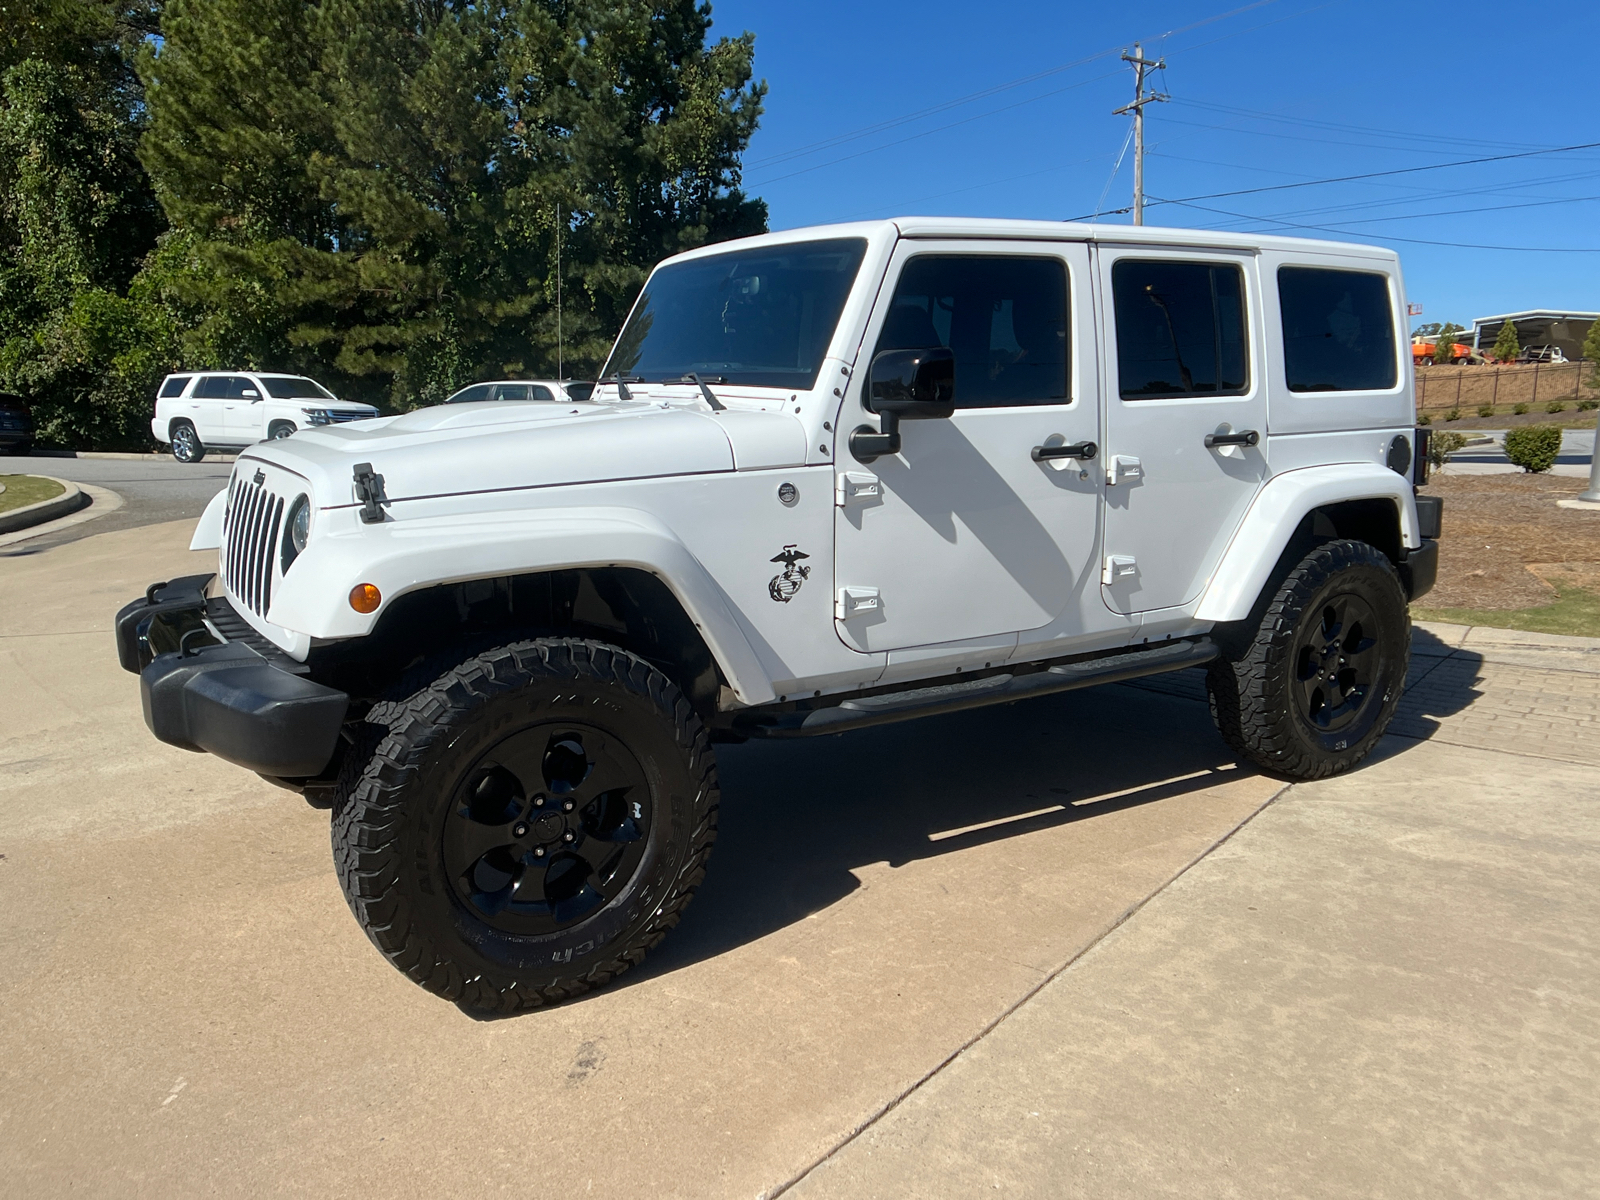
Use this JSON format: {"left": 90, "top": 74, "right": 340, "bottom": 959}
{"left": 1097, "top": 247, "right": 1268, "bottom": 615}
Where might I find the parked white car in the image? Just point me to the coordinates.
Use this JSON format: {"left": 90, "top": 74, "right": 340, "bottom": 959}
{"left": 443, "top": 379, "right": 595, "bottom": 404}
{"left": 117, "top": 218, "right": 1441, "bottom": 1014}
{"left": 151, "top": 371, "right": 379, "bottom": 462}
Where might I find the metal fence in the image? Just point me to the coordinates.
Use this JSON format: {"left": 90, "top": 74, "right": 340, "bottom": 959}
{"left": 1415, "top": 361, "right": 1596, "bottom": 414}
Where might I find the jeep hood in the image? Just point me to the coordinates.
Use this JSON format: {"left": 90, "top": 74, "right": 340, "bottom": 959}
{"left": 235, "top": 399, "right": 807, "bottom": 508}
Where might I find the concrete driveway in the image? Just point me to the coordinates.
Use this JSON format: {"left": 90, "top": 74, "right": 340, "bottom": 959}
{"left": 2, "top": 521, "right": 1597, "bottom": 1197}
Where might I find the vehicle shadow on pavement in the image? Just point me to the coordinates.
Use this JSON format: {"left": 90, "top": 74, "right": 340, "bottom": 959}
{"left": 1388, "top": 626, "right": 1486, "bottom": 743}
{"left": 626, "top": 682, "right": 1253, "bottom": 988}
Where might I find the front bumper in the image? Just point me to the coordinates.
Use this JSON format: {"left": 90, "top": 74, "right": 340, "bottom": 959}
{"left": 115, "top": 575, "right": 348, "bottom": 778}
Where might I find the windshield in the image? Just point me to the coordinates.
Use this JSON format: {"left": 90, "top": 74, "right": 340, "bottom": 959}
{"left": 259, "top": 375, "right": 335, "bottom": 400}
{"left": 602, "top": 238, "right": 867, "bottom": 389}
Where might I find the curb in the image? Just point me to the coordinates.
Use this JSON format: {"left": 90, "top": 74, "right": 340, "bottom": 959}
{"left": 0, "top": 477, "right": 88, "bottom": 534}
{"left": 29, "top": 449, "right": 239, "bottom": 463}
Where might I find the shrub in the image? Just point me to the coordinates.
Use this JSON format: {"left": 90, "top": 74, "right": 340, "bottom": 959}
{"left": 1514, "top": 402, "right": 1530, "bottom": 415}
{"left": 1445, "top": 407, "right": 1462, "bottom": 421}
{"left": 1546, "top": 400, "right": 1567, "bottom": 413}
{"left": 1417, "top": 412, "right": 1432, "bottom": 425}
{"left": 1427, "top": 430, "right": 1468, "bottom": 468}
{"left": 1503, "top": 424, "right": 1562, "bottom": 473}
{"left": 1578, "top": 398, "right": 1599, "bottom": 412}
{"left": 1478, "top": 404, "right": 1495, "bottom": 418}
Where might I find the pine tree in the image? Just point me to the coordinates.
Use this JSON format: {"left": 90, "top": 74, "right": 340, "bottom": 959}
{"left": 1492, "top": 318, "right": 1520, "bottom": 363}
{"left": 140, "top": 0, "right": 768, "bottom": 406}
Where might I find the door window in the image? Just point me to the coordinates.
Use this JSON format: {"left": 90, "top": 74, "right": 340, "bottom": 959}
{"left": 1277, "top": 266, "right": 1397, "bottom": 392}
{"left": 447, "top": 384, "right": 492, "bottom": 404}
{"left": 193, "top": 376, "right": 229, "bottom": 399}
{"left": 226, "top": 376, "right": 258, "bottom": 399}
{"left": 1111, "top": 261, "right": 1248, "bottom": 399}
{"left": 531, "top": 385, "right": 556, "bottom": 402}
{"left": 874, "top": 256, "right": 1069, "bottom": 408}
{"left": 491, "top": 384, "right": 531, "bottom": 402}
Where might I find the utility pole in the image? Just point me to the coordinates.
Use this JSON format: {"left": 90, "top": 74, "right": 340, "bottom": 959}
{"left": 1113, "top": 43, "right": 1168, "bottom": 225}
{"left": 555, "top": 203, "right": 563, "bottom": 380}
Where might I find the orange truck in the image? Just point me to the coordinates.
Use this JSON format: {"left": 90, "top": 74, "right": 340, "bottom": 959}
{"left": 1412, "top": 338, "right": 1473, "bottom": 365}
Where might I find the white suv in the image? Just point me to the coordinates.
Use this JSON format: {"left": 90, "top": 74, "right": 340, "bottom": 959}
{"left": 444, "top": 379, "right": 595, "bottom": 403}
{"left": 116, "top": 218, "right": 1441, "bottom": 1014}
{"left": 151, "top": 371, "right": 379, "bottom": 462}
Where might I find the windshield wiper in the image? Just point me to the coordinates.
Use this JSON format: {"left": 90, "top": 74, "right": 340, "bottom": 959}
{"left": 610, "top": 371, "right": 643, "bottom": 401}
{"left": 681, "top": 373, "right": 726, "bottom": 412}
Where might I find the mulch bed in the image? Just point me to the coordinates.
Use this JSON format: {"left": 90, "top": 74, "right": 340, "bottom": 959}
{"left": 1418, "top": 472, "right": 1600, "bottom": 608}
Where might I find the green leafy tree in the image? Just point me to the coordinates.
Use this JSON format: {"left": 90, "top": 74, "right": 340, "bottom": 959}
{"left": 140, "top": 0, "right": 768, "bottom": 408}
{"left": 1493, "top": 318, "right": 1520, "bottom": 363}
{"left": 0, "top": 1, "right": 170, "bottom": 445}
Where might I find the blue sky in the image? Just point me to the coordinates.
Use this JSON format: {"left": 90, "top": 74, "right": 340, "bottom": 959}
{"left": 709, "top": 0, "right": 1599, "bottom": 333}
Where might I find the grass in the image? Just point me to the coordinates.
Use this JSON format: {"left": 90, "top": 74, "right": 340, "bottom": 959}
{"left": 0, "top": 474, "right": 65, "bottom": 515}
{"left": 1414, "top": 585, "right": 1600, "bottom": 638}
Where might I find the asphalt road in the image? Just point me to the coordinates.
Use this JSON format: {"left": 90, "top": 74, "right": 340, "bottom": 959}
{"left": 3, "top": 451, "right": 232, "bottom": 551}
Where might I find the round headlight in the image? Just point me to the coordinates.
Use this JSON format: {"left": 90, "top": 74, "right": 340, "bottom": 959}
{"left": 281, "top": 494, "right": 311, "bottom": 571}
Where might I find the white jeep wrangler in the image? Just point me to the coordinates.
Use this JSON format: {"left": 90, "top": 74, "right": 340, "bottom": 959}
{"left": 116, "top": 219, "right": 1441, "bottom": 1013}
{"left": 152, "top": 370, "right": 379, "bottom": 462}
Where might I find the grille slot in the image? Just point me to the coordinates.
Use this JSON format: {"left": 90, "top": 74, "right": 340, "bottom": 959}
{"left": 223, "top": 474, "right": 285, "bottom": 618}
{"left": 327, "top": 410, "right": 367, "bottom": 424}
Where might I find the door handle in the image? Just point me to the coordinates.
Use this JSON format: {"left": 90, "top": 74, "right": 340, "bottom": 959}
{"left": 1031, "top": 440, "right": 1097, "bottom": 462}
{"left": 1204, "top": 430, "right": 1260, "bottom": 448}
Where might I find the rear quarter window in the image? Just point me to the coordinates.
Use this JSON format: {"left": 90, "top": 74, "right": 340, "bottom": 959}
{"left": 160, "top": 376, "right": 192, "bottom": 398}
{"left": 1277, "top": 266, "right": 1398, "bottom": 392}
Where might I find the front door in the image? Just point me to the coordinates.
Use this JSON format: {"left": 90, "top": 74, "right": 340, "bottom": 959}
{"left": 833, "top": 241, "right": 1102, "bottom": 653}
{"left": 188, "top": 375, "right": 231, "bottom": 442}
{"left": 223, "top": 375, "right": 263, "bottom": 441}
{"left": 1097, "top": 247, "right": 1268, "bottom": 615}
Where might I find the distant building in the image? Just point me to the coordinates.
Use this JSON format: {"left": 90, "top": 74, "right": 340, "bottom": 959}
{"left": 1468, "top": 310, "right": 1598, "bottom": 359}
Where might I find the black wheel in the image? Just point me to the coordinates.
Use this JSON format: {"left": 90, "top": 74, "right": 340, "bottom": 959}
{"left": 1206, "top": 539, "right": 1409, "bottom": 781}
{"left": 170, "top": 421, "right": 205, "bottom": 463}
{"left": 1420, "top": 356, "right": 1434, "bottom": 367}
{"left": 268, "top": 421, "right": 295, "bottom": 440}
{"left": 331, "top": 638, "right": 718, "bottom": 1014}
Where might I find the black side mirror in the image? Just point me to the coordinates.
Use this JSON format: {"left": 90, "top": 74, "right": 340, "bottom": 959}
{"left": 851, "top": 347, "right": 955, "bottom": 463}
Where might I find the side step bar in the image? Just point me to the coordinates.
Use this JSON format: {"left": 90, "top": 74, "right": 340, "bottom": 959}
{"left": 747, "top": 638, "right": 1218, "bottom": 739}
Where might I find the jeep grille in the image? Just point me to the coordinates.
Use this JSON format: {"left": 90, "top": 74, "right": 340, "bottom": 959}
{"left": 223, "top": 474, "right": 284, "bottom": 618}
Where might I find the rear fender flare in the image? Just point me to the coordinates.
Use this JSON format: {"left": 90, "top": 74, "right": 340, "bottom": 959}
{"left": 1194, "top": 464, "right": 1418, "bottom": 623}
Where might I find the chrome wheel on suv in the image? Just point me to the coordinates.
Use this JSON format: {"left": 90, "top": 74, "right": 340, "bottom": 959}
{"left": 170, "top": 421, "right": 206, "bottom": 463}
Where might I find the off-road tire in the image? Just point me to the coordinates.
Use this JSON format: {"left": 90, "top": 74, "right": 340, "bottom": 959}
{"left": 331, "top": 638, "right": 718, "bottom": 1014}
{"left": 170, "top": 420, "right": 205, "bottom": 463}
{"left": 1206, "top": 539, "right": 1409, "bottom": 781}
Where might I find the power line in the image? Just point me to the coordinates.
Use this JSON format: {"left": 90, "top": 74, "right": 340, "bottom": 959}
{"left": 1150, "top": 195, "right": 1600, "bottom": 251}
{"left": 1065, "top": 140, "right": 1600, "bottom": 219}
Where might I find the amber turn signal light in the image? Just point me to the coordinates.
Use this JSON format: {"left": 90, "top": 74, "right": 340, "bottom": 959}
{"left": 349, "top": 583, "right": 382, "bottom": 613}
